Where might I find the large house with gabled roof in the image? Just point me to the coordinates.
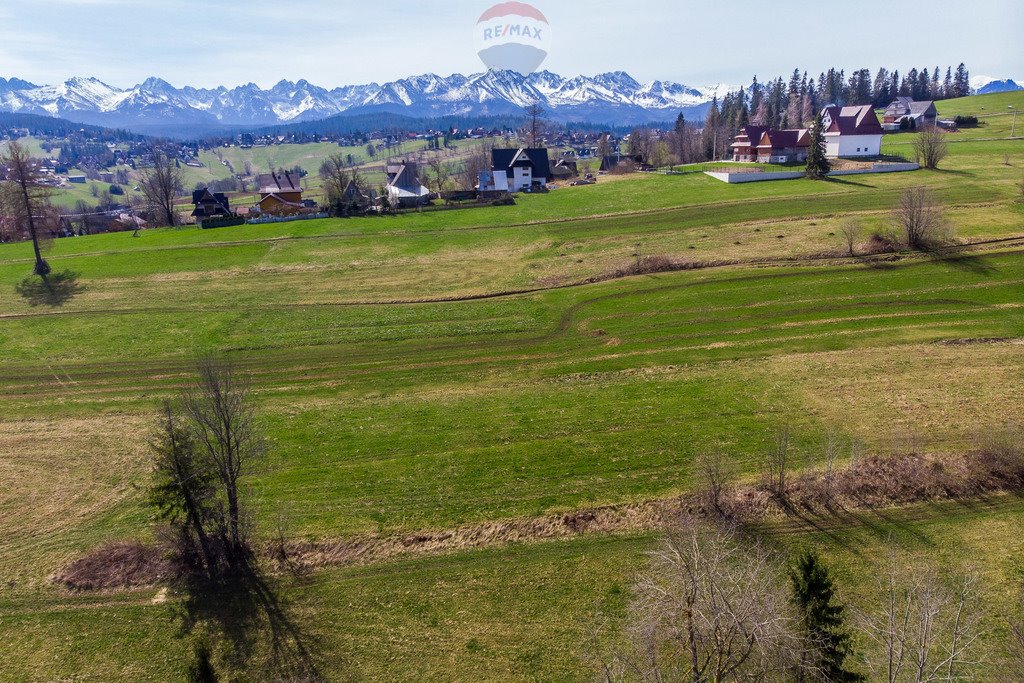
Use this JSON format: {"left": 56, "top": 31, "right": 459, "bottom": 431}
{"left": 730, "top": 126, "right": 810, "bottom": 163}
{"left": 191, "top": 188, "right": 232, "bottom": 221}
{"left": 490, "top": 148, "right": 552, "bottom": 191}
{"left": 820, "top": 105, "right": 884, "bottom": 157}
{"left": 256, "top": 171, "right": 304, "bottom": 216}
{"left": 883, "top": 98, "right": 938, "bottom": 130}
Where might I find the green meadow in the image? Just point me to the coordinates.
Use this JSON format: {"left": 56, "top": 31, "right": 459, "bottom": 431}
{"left": 1, "top": 92, "right": 1023, "bottom": 680}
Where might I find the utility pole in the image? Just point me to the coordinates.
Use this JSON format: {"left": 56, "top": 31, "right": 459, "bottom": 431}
{"left": 1010, "top": 106, "right": 1018, "bottom": 138}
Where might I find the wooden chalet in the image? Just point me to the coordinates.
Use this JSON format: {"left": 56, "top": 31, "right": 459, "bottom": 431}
{"left": 257, "top": 171, "right": 304, "bottom": 216}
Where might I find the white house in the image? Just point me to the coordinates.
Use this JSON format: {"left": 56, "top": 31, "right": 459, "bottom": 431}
{"left": 821, "top": 105, "right": 884, "bottom": 158}
{"left": 490, "top": 148, "right": 552, "bottom": 192}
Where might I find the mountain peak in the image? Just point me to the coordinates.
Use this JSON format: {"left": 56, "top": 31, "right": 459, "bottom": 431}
{"left": 138, "top": 77, "right": 174, "bottom": 91}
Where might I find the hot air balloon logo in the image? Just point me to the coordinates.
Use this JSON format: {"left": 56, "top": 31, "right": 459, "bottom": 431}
{"left": 473, "top": 2, "right": 552, "bottom": 75}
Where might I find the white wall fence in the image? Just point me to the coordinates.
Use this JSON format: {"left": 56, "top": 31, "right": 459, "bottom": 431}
{"left": 705, "top": 162, "right": 920, "bottom": 184}
{"left": 246, "top": 212, "right": 330, "bottom": 225}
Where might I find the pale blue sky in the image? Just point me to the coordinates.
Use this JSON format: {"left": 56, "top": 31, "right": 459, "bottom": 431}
{"left": 1, "top": 0, "right": 1020, "bottom": 89}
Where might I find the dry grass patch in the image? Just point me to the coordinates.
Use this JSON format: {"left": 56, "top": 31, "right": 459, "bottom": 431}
{"left": 0, "top": 415, "right": 151, "bottom": 584}
{"left": 765, "top": 343, "right": 1024, "bottom": 449}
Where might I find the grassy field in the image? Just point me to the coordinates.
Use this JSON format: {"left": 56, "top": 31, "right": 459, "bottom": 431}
{"left": 1, "top": 94, "right": 1023, "bottom": 681}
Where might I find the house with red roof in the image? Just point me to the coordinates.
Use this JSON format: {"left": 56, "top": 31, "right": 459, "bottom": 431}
{"left": 821, "top": 105, "right": 884, "bottom": 158}
{"left": 756, "top": 129, "right": 810, "bottom": 163}
{"left": 729, "top": 126, "right": 768, "bottom": 162}
{"left": 730, "top": 126, "right": 810, "bottom": 163}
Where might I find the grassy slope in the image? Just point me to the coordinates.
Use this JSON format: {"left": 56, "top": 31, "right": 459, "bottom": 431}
{"left": 5, "top": 499, "right": 1024, "bottom": 681}
{"left": 1, "top": 94, "right": 1023, "bottom": 680}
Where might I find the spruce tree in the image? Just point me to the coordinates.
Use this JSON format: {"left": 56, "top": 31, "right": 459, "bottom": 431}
{"left": 790, "top": 551, "right": 863, "bottom": 682}
{"left": 805, "top": 113, "right": 831, "bottom": 180}
{"left": 674, "top": 113, "right": 686, "bottom": 134}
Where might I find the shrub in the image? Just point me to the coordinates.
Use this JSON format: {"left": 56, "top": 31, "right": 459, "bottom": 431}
{"left": 913, "top": 126, "right": 949, "bottom": 169}
{"left": 894, "top": 187, "right": 951, "bottom": 249}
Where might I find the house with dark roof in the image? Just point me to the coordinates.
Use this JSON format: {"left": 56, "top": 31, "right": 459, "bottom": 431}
{"left": 552, "top": 158, "right": 578, "bottom": 180}
{"left": 883, "top": 98, "right": 938, "bottom": 130}
{"left": 821, "top": 105, "right": 884, "bottom": 158}
{"left": 385, "top": 161, "right": 431, "bottom": 208}
{"left": 599, "top": 154, "right": 649, "bottom": 173}
{"left": 191, "top": 189, "right": 232, "bottom": 221}
{"left": 341, "top": 180, "right": 369, "bottom": 210}
{"left": 256, "top": 171, "right": 304, "bottom": 216}
{"left": 491, "top": 148, "right": 552, "bottom": 191}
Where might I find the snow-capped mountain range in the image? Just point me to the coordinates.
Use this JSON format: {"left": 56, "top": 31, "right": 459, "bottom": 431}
{"left": 970, "top": 75, "right": 1024, "bottom": 95}
{"left": 0, "top": 70, "right": 731, "bottom": 130}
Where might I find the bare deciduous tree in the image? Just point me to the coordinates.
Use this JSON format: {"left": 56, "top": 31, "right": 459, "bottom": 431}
{"left": 319, "top": 153, "right": 363, "bottom": 216}
{"left": 460, "top": 140, "right": 496, "bottom": 191}
{"left": 426, "top": 151, "right": 452, "bottom": 196}
{"left": 1008, "top": 592, "right": 1024, "bottom": 680}
{"left": 764, "top": 426, "right": 791, "bottom": 499}
{"left": 823, "top": 430, "right": 840, "bottom": 505}
{"left": 138, "top": 146, "right": 184, "bottom": 227}
{"left": 693, "top": 451, "right": 734, "bottom": 516}
{"left": 0, "top": 140, "right": 55, "bottom": 276}
{"left": 516, "top": 103, "right": 550, "bottom": 148}
{"left": 841, "top": 219, "right": 863, "bottom": 256}
{"left": 894, "top": 188, "right": 950, "bottom": 250}
{"left": 859, "top": 552, "right": 984, "bottom": 683}
{"left": 628, "top": 128, "right": 656, "bottom": 166}
{"left": 913, "top": 127, "right": 949, "bottom": 170}
{"left": 181, "top": 357, "right": 265, "bottom": 562}
{"left": 601, "top": 522, "right": 807, "bottom": 682}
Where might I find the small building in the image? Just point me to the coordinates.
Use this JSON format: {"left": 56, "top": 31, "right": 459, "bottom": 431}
{"left": 883, "top": 98, "right": 938, "bottom": 130}
{"left": 730, "top": 126, "right": 769, "bottom": 162}
{"left": 340, "top": 180, "right": 369, "bottom": 211}
{"left": 491, "top": 148, "right": 552, "bottom": 191}
{"left": 257, "top": 171, "right": 304, "bottom": 216}
{"left": 385, "top": 161, "right": 431, "bottom": 208}
{"left": 821, "top": 105, "right": 884, "bottom": 158}
{"left": 551, "top": 158, "right": 578, "bottom": 180}
{"left": 755, "top": 129, "right": 810, "bottom": 163}
{"left": 599, "top": 154, "right": 650, "bottom": 173}
{"left": 476, "top": 169, "right": 510, "bottom": 198}
{"left": 68, "top": 175, "right": 86, "bottom": 184}
{"left": 191, "top": 188, "right": 232, "bottom": 221}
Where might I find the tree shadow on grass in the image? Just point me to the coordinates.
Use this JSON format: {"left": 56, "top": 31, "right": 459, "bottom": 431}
{"left": 925, "top": 250, "right": 997, "bottom": 276}
{"left": 14, "top": 270, "right": 85, "bottom": 307}
{"left": 176, "top": 557, "right": 324, "bottom": 681}
{"left": 822, "top": 176, "right": 875, "bottom": 189}
{"left": 930, "top": 168, "right": 974, "bottom": 177}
